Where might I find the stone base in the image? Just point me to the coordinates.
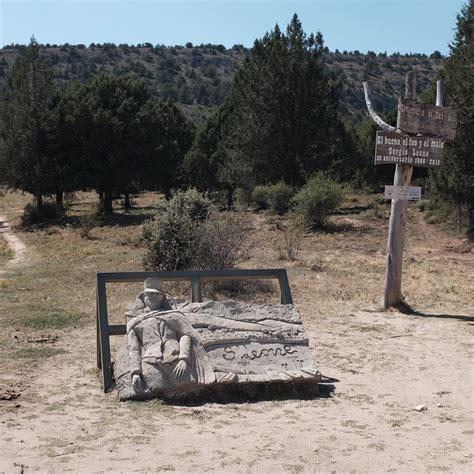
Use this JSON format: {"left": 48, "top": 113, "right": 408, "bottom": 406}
{"left": 161, "top": 377, "right": 322, "bottom": 404}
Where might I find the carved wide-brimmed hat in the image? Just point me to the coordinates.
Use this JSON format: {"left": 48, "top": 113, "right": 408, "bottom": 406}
{"left": 143, "top": 278, "right": 164, "bottom": 294}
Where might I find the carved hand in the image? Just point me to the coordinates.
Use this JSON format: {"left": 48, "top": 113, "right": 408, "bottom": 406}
{"left": 131, "top": 373, "right": 144, "bottom": 394}
{"left": 173, "top": 360, "right": 188, "bottom": 381}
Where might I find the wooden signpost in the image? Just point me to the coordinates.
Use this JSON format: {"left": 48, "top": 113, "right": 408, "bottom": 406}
{"left": 363, "top": 73, "right": 457, "bottom": 308}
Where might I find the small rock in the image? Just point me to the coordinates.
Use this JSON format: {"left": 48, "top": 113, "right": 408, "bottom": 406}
{"left": 436, "top": 402, "right": 444, "bottom": 408}
{"left": 414, "top": 404, "right": 427, "bottom": 412}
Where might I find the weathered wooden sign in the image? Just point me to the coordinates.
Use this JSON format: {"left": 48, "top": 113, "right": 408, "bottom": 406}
{"left": 365, "top": 74, "right": 459, "bottom": 309}
{"left": 384, "top": 185, "right": 421, "bottom": 201}
{"left": 375, "top": 131, "right": 444, "bottom": 167}
{"left": 398, "top": 99, "right": 457, "bottom": 140}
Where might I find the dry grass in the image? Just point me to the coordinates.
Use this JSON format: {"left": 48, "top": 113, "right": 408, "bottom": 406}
{"left": 0, "top": 234, "right": 12, "bottom": 263}
{"left": 0, "top": 188, "right": 472, "bottom": 472}
{"left": 2, "top": 188, "right": 472, "bottom": 366}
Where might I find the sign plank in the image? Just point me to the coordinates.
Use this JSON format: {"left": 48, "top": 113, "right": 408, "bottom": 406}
{"left": 375, "top": 131, "right": 444, "bottom": 167}
{"left": 398, "top": 99, "right": 457, "bottom": 140}
{"left": 384, "top": 185, "right": 421, "bottom": 201}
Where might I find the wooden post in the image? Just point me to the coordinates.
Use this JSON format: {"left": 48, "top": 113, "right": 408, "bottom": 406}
{"left": 382, "top": 72, "right": 416, "bottom": 308}
{"left": 436, "top": 79, "right": 445, "bottom": 107}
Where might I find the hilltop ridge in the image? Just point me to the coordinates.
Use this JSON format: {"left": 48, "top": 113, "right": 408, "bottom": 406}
{"left": 0, "top": 43, "right": 443, "bottom": 124}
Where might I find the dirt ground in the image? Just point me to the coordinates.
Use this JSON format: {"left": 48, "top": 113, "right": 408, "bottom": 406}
{"left": 0, "top": 190, "right": 472, "bottom": 473}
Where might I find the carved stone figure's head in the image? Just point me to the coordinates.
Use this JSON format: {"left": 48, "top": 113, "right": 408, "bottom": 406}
{"left": 143, "top": 278, "right": 164, "bottom": 311}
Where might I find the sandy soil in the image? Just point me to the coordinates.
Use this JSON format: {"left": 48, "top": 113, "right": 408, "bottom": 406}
{"left": 1, "top": 308, "right": 472, "bottom": 473}
{"left": 0, "top": 193, "right": 472, "bottom": 473}
{"left": 0, "top": 214, "right": 28, "bottom": 273}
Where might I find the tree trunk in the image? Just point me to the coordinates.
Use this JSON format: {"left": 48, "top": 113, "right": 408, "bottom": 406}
{"left": 124, "top": 192, "right": 132, "bottom": 210}
{"left": 227, "top": 187, "right": 234, "bottom": 210}
{"left": 103, "top": 189, "right": 113, "bottom": 214}
{"left": 36, "top": 191, "right": 43, "bottom": 210}
{"left": 56, "top": 191, "right": 63, "bottom": 209}
{"left": 458, "top": 203, "right": 463, "bottom": 233}
{"left": 468, "top": 205, "right": 474, "bottom": 240}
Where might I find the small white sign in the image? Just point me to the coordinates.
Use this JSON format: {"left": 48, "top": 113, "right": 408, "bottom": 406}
{"left": 384, "top": 185, "right": 422, "bottom": 201}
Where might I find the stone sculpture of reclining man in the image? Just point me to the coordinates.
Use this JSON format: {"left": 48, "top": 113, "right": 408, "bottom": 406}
{"left": 126, "top": 278, "right": 214, "bottom": 397}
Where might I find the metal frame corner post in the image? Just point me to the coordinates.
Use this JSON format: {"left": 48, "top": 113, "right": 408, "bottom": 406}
{"left": 96, "top": 274, "right": 113, "bottom": 392}
{"left": 191, "top": 277, "right": 202, "bottom": 302}
{"left": 278, "top": 270, "right": 293, "bottom": 305}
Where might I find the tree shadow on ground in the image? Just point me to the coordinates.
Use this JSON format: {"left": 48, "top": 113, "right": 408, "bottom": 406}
{"left": 396, "top": 302, "right": 474, "bottom": 323}
{"left": 98, "top": 212, "right": 153, "bottom": 227}
{"left": 314, "top": 221, "right": 371, "bottom": 235}
{"left": 333, "top": 205, "right": 370, "bottom": 216}
{"left": 18, "top": 209, "right": 154, "bottom": 231}
{"left": 162, "top": 379, "right": 336, "bottom": 407}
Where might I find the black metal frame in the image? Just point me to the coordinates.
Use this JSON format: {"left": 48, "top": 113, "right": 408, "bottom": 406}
{"left": 96, "top": 269, "right": 293, "bottom": 392}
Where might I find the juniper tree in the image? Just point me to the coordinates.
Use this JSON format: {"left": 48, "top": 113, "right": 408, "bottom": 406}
{"left": 0, "top": 37, "right": 55, "bottom": 209}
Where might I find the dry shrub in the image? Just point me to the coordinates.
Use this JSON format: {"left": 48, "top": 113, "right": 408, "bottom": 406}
{"left": 0, "top": 235, "right": 12, "bottom": 259}
{"left": 367, "top": 196, "right": 387, "bottom": 219}
{"left": 78, "top": 215, "right": 100, "bottom": 239}
{"left": 62, "top": 192, "right": 77, "bottom": 210}
{"left": 193, "top": 212, "right": 252, "bottom": 270}
{"left": 204, "top": 279, "right": 277, "bottom": 303}
{"left": 273, "top": 215, "right": 308, "bottom": 261}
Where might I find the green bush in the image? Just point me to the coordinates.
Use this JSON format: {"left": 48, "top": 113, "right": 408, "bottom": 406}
{"left": 21, "top": 202, "right": 59, "bottom": 225}
{"left": 235, "top": 187, "right": 253, "bottom": 209}
{"left": 292, "top": 173, "right": 346, "bottom": 227}
{"left": 266, "top": 182, "right": 293, "bottom": 215}
{"left": 162, "top": 187, "right": 211, "bottom": 222}
{"left": 142, "top": 188, "right": 250, "bottom": 271}
{"left": 251, "top": 182, "right": 293, "bottom": 214}
{"left": 142, "top": 189, "right": 211, "bottom": 271}
{"left": 251, "top": 185, "right": 270, "bottom": 210}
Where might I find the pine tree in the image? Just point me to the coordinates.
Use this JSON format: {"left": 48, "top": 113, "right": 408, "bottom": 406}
{"left": 431, "top": 1, "right": 474, "bottom": 234}
{"left": 184, "top": 15, "right": 345, "bottom": 197}
{"left": 229, "top": 14, "right": 342, "bottom": 185}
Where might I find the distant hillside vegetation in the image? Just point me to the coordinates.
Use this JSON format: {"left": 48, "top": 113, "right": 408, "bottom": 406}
{"left": 0, "top": 43, "right": 443, "bottom": 124}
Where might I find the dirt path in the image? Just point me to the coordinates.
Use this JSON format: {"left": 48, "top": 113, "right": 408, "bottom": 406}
{"left": 0, "top": 214, "right": 28, "bottom": 273}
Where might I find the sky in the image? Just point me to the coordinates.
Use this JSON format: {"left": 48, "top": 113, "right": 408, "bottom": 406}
{"left": 0, "top": 0, "right": 467, "bottom": 54}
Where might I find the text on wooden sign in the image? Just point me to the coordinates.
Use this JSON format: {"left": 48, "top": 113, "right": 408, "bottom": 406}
{"left": 375, "top": 131, "right": 444, "bottom": 167}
